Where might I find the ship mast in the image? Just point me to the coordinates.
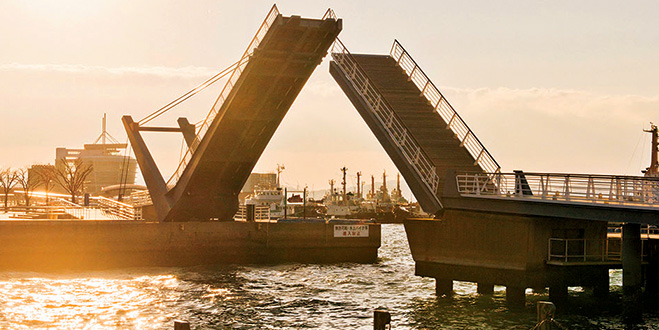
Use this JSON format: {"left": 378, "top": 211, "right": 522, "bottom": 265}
{"left": 644, "top": 123, "right": 658, "bottom": 177}
{"left": 102, "top": 113, "right": 107, "bottom": 145}
{"left": 340, "top": 166, "right": 348, "bottom": 206}
{"left": 276, "top": 164, "right": 285, "bottom": 187}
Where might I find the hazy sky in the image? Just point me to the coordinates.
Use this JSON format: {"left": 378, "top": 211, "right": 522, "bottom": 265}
{"left": 1, "top": 0, "right": 658, "bottom": 197}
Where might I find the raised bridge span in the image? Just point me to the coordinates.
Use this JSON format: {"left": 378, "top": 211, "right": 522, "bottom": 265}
{"left": 124, "top": 6, "right": 659, "bottom": 226}
{"left": 124, "top": 6, "right": 341, "bottom": 222}
{"left": 328, "top": 38, "right": 659, "bottom": 225}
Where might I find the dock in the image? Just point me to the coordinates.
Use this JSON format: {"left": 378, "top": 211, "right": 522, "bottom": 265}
{"left": 0, "top": 219, "right": 380, "bottom": 271}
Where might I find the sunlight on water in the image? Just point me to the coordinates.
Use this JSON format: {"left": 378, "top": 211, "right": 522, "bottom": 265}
{"left": 0, "top": 225, "right": 656, "bottom": 329}
{"left": 0, "top": 274, "right": 184, "bottom": 329}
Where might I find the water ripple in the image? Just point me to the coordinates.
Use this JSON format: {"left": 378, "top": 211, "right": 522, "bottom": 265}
{"left": 0, "top": 225, "right": 657, "bottom": 329}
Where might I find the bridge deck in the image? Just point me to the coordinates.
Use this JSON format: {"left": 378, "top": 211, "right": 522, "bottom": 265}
{"left": 444, "top": 170, "right": 659, "bottom": 225}
{"left": 165, "top": 15, "right": 342, "bottom": 221}
{"left": 352, "top": 55, "right": 480, "bottom": 176}
{"left": 330, "top": 50, "right": 483, "bottom": 214}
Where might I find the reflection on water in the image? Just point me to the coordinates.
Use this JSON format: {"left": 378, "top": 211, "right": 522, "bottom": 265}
{"left": 0, "top": 224, "right": 657, "bottom": 329}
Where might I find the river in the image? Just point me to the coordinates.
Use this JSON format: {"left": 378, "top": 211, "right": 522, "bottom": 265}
{"left": 0, "top": 224, "right": 657, "bottom": 329}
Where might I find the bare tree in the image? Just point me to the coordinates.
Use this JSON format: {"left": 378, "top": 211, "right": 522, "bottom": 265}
{"left": 32, "top": 164, "right": 57, "bottom": 205}
{"left": 53, "top": 158, "right": 94, "bottom": 204}
{"left": 0, "top": 168, "right": 18, "bottom": 212}
{"left": 16, "top": 167, "right": 42, "bottom": 207}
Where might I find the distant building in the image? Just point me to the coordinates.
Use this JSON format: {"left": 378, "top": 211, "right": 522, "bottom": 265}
{"left": 55, "top": 114, "right": 137, "bottom": 196}
{"left": 242, "top": 173, "right": 278, "bottom": 193}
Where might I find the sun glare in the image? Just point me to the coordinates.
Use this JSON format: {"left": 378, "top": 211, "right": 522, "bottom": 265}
{"left": 22, "top": 0, "right": 104, "bottom": 19}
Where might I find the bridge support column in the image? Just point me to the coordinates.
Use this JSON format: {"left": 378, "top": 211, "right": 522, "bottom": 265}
{"left": 622, "top": 223, "right": 643, "bottom": 324}
{"left": 177, "top": 117, "right": 196, "bottom": 148}
{"left": 549, "top": 281, "right": 568, "bottom": 306}
{"left": 647, "top": 239, "right": 659, "bottom": 296}
{"left": 505, "top": 286, "right": 526, "bottom": 310}
{"left": 435, "top": 278, "right": 453, "bottom": 297}
{"left": 593, "top": 269, "right": 610, "bottom": 299}
{"left": 532, "top": 287, "right": 547, "bottom": 294}
{"left": 122, "top": 115, "right": 171, "bottom": 222}
{"left": 477, "top": 282, "right": 494, "bottom": 295}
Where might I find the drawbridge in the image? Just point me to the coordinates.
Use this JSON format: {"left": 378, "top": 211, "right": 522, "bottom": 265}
{"left": 123, "top": 6, "right": 341, "bottom": 221}
{"left": 124, "top": 6, "right": 659, "bottom": 225}
{"left": 329, "top": 38, "right": 659, "bottom": 223}
{"left": 330, "top": 39, "right": 500, "bottom": 215}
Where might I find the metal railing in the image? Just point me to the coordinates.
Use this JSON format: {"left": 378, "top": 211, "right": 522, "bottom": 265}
{"left": 46, "top": 197, "right": 136, "bottom": 220}
{"left": 547, "top": 237, "right": 651, "bottom": 264}
{"left": 125, "top": 190, "right": 153, "bottom": 207}
{"left": 322, "top": 8, "right": 337, "bottom": 20}
{"left": 390, "top": 40, "right": 501, "bottom": 175}
{"left": 167, "top": 5, "right": 281, "bottom": 185}
{"left": 96, "top": 196, "right": 136, "bottom": 220}
{"left": 547, "top": 238, "right": 622, "bottom": 263}
{"left": 49, "top": 198, "right": 90, "bottom": 219}
{"left": 34, "top": 199, "right": 91, "bottom": 220}
{"left": 456, "top": 172, "right": 659, "bottom": 208}
{"left": 7, "top": 197, "right": 138, "bottom": 220}
{"left": 330, "top": 39, "right": 440, "bottom": 195}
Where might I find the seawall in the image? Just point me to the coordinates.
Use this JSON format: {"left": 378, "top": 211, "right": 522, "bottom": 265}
{"left": 0, "top": 220, "right": 381, "bottom": 271}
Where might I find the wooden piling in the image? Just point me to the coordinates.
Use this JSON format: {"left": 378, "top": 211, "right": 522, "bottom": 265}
{"left": 174, "top": 320, "right": 191, "bottom": 330}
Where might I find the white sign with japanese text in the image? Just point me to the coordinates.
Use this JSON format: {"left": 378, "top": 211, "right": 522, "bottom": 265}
{"left": 334, "top": 224, "right": 369, "bottom": 237}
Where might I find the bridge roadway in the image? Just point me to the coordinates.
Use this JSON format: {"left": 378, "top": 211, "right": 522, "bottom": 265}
{"left": 330, "top": 54, "right": 481, "bottom": 215}
{"left": 446, "top": 170, "right": 659, "bottom": 225}
{"left": 329, "top": 39, "right": 659, "bottom": 224}
{"left": 126, "top": 9, "right": 341, "bottom": 222}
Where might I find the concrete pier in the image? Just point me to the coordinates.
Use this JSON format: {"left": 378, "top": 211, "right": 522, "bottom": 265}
{"left": 435, "top": 278, "right": 453, "bottom": 297}
{"left": 647, "top": 239, "right": 659, "bottom": 295}
{"left": 406, "top": 212, "right": 608, "bottom": 308}
{"left": 593, "top": 270, "right": 610, "bottom": 299}
{"left": 548, "top": 283, "right": 568, "bottom": 307}
{"left": 532, "top": 287, "right": 547, "bottom": 294}
{"left": 622, "top": 223, "right": 643, "bottom": 323}
{"left": 477, "top": 282, "right": 494, "bottom": 295}
{"left": 0, "top": 220, "right": 380, "bottom": 271}
{"left": 506, "top": 286, "right": 526, "bottom": 310}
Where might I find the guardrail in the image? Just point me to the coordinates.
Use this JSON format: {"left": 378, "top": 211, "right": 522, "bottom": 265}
{"left": 456, "top": 172, "right": 659, "bottom": 208}
{"left": 7, "top": 197, "right": 139, "bottom": 220}
{"left": 50, "top": 197, "right": 137, "bottom": 220}
{"left": 330, "top": 39, "right": 440, "bottom": 196}
{"left": 390, "top": 40, "right": 501, "bottom": 175}
{"left": 96, "top": 196, "right": 136, "bottom": 220}
{"left": 548, "top": 238, "right": 622, "bottom": 263}
{"left": 125, "top": 190, "right": 153, "bottom": 207}
{"left": 167, "top": 5, "right": 281, "bottom": 185}
{"left": 547, "top": 237, "right": 650, "bottom": 264}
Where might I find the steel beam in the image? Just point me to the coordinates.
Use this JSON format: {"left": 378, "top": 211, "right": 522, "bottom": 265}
{"left": 122, "top": 115, "right": 171, "bottom": 221}
{"left": 177, "top": 117, "right": 196, "bottom": 148}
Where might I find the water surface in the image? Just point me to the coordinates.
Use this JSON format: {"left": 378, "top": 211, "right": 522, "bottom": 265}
{"left": 0, "top": 224, "right": 657, "bottom": 329}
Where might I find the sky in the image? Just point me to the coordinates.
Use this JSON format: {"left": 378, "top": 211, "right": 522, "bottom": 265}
{"left": 1, "top": 0, "right": 658, "bottom": 199}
